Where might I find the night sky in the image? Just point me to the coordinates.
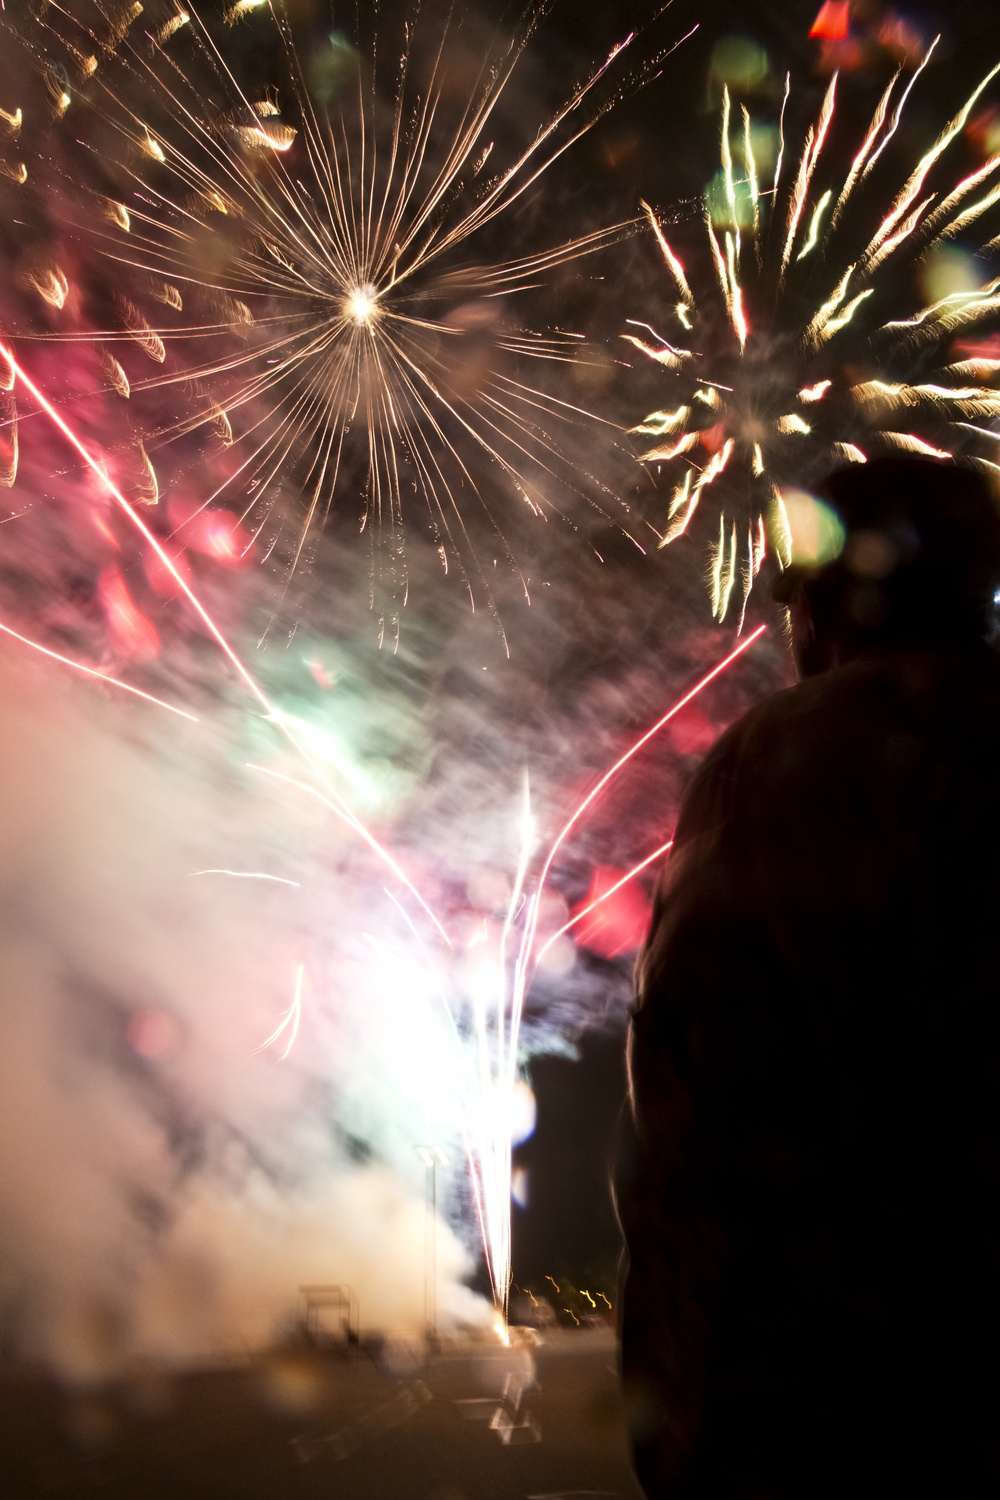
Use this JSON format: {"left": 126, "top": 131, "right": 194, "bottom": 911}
{"left": 1, "top": 0, "right": 998, "bottom": 1358}
{"left": 514, "top": 1029, "right": 629, "bottom": 1289}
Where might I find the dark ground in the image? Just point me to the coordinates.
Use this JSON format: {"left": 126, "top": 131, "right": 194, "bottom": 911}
{"left": 0, "top": 1329, "right": 642, "bottom": 1500}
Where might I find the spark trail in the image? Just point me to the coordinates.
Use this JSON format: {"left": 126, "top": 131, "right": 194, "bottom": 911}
{"left": 629, "top": 43, "right": 1000, "bottom": 623}
{"left": 468, "top": 622, "right": 768, "bottom": 1313}
{"left": 2, "top": 332, "right": 771, "bottom": 1331}
{"left": 0, "top": 0, "right": 767, "bottom": 1334}
{"left": 1, "top": 0, "right": 686, "bottom": 637}
{"left": 0, "top": 336, "right": 449, "bottom": 942}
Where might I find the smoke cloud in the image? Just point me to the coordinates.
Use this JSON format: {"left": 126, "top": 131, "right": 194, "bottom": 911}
{"left": 0, "top": 0, "right": 789, "bottom": 1381}
{"left": 0, "top": 645, "right": 492, "bottom": 1378}
{"left": 0, "top": 514, "right": 789, "bottom": 1379}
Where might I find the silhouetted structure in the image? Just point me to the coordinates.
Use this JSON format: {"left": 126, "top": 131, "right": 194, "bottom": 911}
{"left": 298, "top": 1284, "right": 359, "bottom": 1347}
{"left": 618, "top": 459, "right": 1000, "bottom": 1497}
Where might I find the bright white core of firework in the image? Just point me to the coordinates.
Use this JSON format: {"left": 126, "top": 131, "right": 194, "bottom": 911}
{"left": 345, "top": 284, "right": 380, "bottom": 327}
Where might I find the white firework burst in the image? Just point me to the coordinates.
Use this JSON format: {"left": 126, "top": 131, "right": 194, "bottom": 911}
{"left": 628, "top": 40, "right": 1000, "bottom": 623}
{"left": 1, "top": 0, "right": 683, "bottom": 637}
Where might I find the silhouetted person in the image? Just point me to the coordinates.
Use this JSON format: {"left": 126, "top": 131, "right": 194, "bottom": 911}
{"left": 617, "top": 458, "right": 1000, "bottom": 1498}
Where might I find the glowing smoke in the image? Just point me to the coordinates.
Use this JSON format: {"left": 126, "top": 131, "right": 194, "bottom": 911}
{"left": 0, "top": 1, "right": 790, "bottom": 1376}
{"left": 0, "top": 512, "right": 787, "bottom": 1376}
{"left": 0, "top": 649, "right": 489, "bottom": 1376}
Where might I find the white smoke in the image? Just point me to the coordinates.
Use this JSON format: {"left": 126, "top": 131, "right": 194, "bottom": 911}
{"left": 0, "top": 649, "right": 494, "bottom": 1379}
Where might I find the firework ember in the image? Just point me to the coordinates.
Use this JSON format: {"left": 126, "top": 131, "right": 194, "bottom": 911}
{"left": 0, "top": 311, "right": 775, "bottom": 1336}
{"left": 463, "top": 621, "right": 768, "bottom": 1312}
{"left": 0, "top": 0, "right": 789, "bottom": 1371}
{"left": 0, "top": 0, "right": 687, "bottom": 644}
{"left": 629, "top": 40, "right": 1000, "bottom": 623}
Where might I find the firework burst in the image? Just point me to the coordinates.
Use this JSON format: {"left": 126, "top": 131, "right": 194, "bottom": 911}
{"left": 0, "top": 299, "right": 777, "bottom": 1338}
{"left": 629, "top": 41, "right": 1000, "bottom": 624}
{"left": 0, "top": 0, "right": 683, "bottom": 644}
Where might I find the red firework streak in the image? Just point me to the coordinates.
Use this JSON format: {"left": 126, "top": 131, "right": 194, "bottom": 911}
{"left": 0, "top": 339, "right": 449, "bottom": 944}
{"left": 0, "top": 340, "right": 771, "bottom": 949}
{"left": 2, "top": 336, "right": 772, "bottom": 1324}
{"left": 524, "top": 623, "right": 769, "bottom": 972}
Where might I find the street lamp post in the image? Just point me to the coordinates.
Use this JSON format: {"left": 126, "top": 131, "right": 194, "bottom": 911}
{"left": 417, "top": 1145, "right": 448, "bottom": 1342}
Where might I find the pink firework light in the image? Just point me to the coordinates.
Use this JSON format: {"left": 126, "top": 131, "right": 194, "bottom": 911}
{"left": 464, "top": 623, "right": 769, "bottom": 1314}
{"left": 0, "top": 615, "right": 198, "bottom": 720}
{"left": 236, "top": 625, "right": 770, "bottom": 1316}
{"left": 1, "top": 0, "right": 696, "bottom": 643}
{"left": 629, "top": 39, "right": 1000, "bottom": 625}
{"left": 2, "top": 334, "right": 769, "bottom": 1326}
{"left": 0, "top": 337, "right": 450, "bottom": 943}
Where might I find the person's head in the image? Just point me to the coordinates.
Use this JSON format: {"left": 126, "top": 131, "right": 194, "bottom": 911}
{"left": 773, "top": 457, "right": 1000, "bottom": 676}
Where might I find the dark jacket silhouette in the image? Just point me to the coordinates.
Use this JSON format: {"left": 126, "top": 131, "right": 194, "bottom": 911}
{"left": 617, "top": 459, "right": 1000, "bottom": 1498}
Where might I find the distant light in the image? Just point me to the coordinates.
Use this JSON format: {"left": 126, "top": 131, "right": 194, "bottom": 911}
{"left": 709, "top": 35, "right": 769, "bottom": 90}
{"left": 128, "top": 1008, "right": 181, "bottom": 1059}
{"left": 779, "top": 486, "right": 846, "bottom": 567}
{"left": 810, "top": 2, "right": 850, "bottom": 41}
{"left": 509, "top": 1080, "right": 537, "bottom": 1146}
{"left": 921, "top": 245, "right": 981, "bottom": 304}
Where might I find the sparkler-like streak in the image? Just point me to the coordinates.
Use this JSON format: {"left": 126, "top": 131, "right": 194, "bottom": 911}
{"left": 533, "top": 837, "right": 674, "bottom": 966}
{"left": 469, "top": 623, "right": 769, "bottom": 1314}
{"left": 1, "top": 0, "right": 769, "bottom": 1339}
{"left": 3, "top": 0, "right": 686, "bottom": 631}
{"left": 255, "top": 962, "right": 305, "bottom": 1060}
{"left": 0, "top": 615, "right": 198, "bottom": 720}
{"left": 629, "top": 44, "right": 1000, "bottom": 622}
{"left": 0, "top": 337, "right": 449, "bottom": 944}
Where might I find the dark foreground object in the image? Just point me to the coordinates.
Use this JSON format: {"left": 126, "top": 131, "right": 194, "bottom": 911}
{"left": 619, "top": 459, "right": 1000, "bottom": 1497}
{"left": 619, "top": 643, "right": 1000, "bottom": 1498}
{"left": 0, "top": 1329, "right": 642, "bottom": 1499}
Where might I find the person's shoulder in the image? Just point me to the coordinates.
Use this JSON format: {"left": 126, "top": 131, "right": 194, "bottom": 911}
{"left": 670, "top": 683, "right": 806, "bottom": 841}
{"left": 817, "top": 644, "right": 1000, "bottom": 727}
{"left": 691, "top": 673, "right": 819, "bottom": 770}
{"left": 723, "top": 643, "right": 1000, "bottom": 735}
{"left": 675, "top": 643, "right": 1000, "bottom": 844}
